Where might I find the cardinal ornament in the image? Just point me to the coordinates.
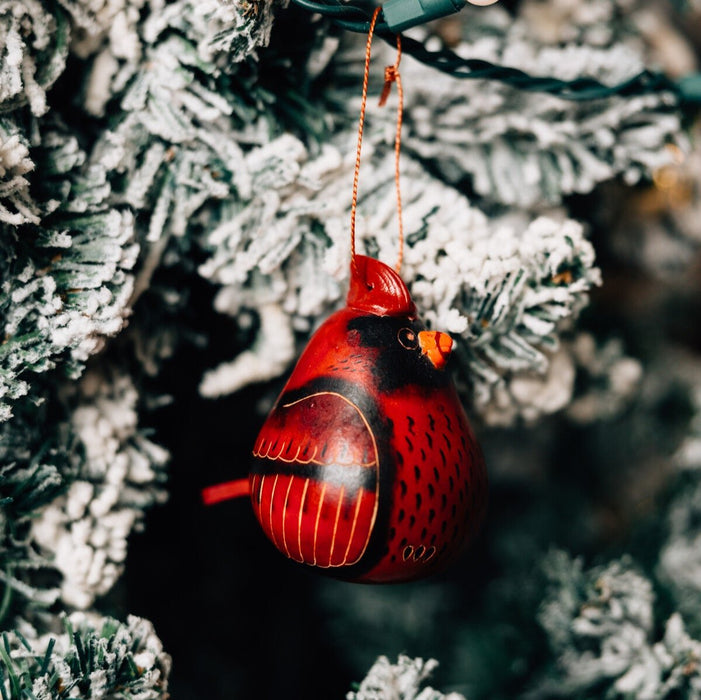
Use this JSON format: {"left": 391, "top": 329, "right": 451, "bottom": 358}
{"left": 204, "top": 255, "right": 487, "bottom": 583}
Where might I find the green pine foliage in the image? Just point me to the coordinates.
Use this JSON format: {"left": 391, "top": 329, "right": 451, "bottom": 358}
{"left": 0, "top": 613, "right": 170, "bottom": 699}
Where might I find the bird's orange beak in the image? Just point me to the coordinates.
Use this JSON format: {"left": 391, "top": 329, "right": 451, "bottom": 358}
{"left": 418, "top": 331, "right": 453, "bottom": 370}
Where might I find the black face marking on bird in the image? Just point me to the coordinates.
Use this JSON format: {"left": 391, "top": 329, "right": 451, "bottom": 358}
{"left": 346, "top": 316, "right": 451, "bottom": 392}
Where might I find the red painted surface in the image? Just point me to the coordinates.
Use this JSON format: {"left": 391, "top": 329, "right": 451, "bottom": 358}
{"left": 247, "top": 256, "right": 487, "bottom": 582}
{"left": 203, "top": 256, "right": 487, "bottom": 582}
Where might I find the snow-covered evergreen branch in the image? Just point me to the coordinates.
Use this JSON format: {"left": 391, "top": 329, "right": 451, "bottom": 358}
{"left": 2, "top": 612, "right": 170, "bottom": 699}
{"left": 349, "top": 655, "right": 465, "bottom": 700}
{"left": 533, "top": 550, "right": 701, "bottom": 698}
{"left": 198, "top": 134, "right": 600, "bottom": 422}
{"left": 326, "top": 1, "right": 684, "bottom": 208}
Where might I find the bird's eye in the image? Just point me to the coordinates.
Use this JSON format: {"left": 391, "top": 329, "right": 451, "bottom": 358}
{"left": 397, "top": 328, "right": 419, "bottom": 350}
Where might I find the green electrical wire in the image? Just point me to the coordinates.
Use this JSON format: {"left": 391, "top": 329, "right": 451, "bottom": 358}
{"left": 290, "top": 0, "right": 701, "bottom": 107}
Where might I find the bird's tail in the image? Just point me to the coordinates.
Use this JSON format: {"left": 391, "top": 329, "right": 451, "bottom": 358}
{"left": 201, "top": 478, "right": 250, "bottom": 505}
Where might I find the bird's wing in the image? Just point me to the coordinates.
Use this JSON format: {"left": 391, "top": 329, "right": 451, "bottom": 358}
{"left": 251, "top": 391, "right": 379, "bottom": 567}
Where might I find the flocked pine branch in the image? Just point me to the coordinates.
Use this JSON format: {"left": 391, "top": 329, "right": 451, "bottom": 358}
{"left": 198, "top": 133, "right": 601, "bottom": 423}
{"left": 30, "top": 367, "right": 168, "bottom": 610}
{"left": 0, "top": 0, "right": 293, "bottom": 418}
{"left": 0, "top": 398, "right": 69, "bottom": 612}
{"left": 0, "top": 362, "right": 167, "bottom": 617}
{"left": 349, "top": 655, "right": 466, "bottom": 700}
{"left": 0, "top": 0, "right": 69, "bottom": 117}
{"left": 1, "top": 612, "right": 170, "bottom": 699}
{"left": 0, "top": 118, "right": 40, "bottom": 226}
{"left": 532, "top": 550, "right": 701, "bottom": 699}
{"left": 325, "top": 1, "right": 684, "bottom": 209}
{"left": 565, "top": 333, "right": 644, "bottom": 425}
{"left": 609, "top": 124, "right": 701, "bottom": 281}
{"left": 0, "top": 152, "right": 137, "bottom": 421}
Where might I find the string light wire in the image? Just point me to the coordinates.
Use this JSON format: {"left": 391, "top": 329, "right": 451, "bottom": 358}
{"left": 290, "top": 0, "right": 701, "bottom": 107}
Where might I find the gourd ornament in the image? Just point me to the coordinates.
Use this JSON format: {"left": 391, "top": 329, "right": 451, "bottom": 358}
{"left": 203, "top": 255, "right": 487, "bottom": 583}
{"left": 202, "top": 7, "right": 486, "bottom": 582}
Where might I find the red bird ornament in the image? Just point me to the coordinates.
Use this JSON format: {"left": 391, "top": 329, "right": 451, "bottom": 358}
{"left": 203, "top": 255, "right": 487, "bottom": 583}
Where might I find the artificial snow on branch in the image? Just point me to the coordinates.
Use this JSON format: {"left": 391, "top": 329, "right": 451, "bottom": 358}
{"left": 349, "top": 655, "right": 466, "bottom": 700}
{"left": 0, "top": 200, "right": 137, "bottom": 420}
{"left": 609, "top": 126, "right": 701, "bottom": 282}
{"left": 199, "top": 132, "right": 600, "bottom": 423}
{"left": 31, "top": 368, "right": 168, "bottom": 609}
{"left": 326, "top": 1, "right": 684, "bottom": 209}
{"left": 0, "top": 0, "right": 69, "bottom": 117}
{"left": 0, "top": 398, "right": 70, "bottom": 610}
{"left": 2, "top": 612, "right": 170, "bottom": 699}
{"left": 0, "top": 119, "right": 40, "bottom": 226}
{"left": 565, "top": 333, "right": 644, "bottom": 424}
{"left": 533, "top": 550, "right": 701, "bottom": 698}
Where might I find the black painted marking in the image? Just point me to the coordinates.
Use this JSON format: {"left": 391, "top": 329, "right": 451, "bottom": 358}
{"left": 414, "top": 545, "right": 425, "bottom": 560}
{"left": 415, "top": 493, "right": 422, "bottom": 510}
{"left": 400, "top": 480, "right": 408, "bottom": 497}
{"left": 405, "top": 435, "right": 414, "bottom": 452}
{"left": 396, "top": 449, "right": 404, "bottom": 466}
{"left": 402, "top": 545, "right": 413, "bottom": 561}
{"left": 420, "top": 527, "right": 427, "bottom": 540}
{"left": 425, "top": 546, "right": 436, "bottom": 560}
{"left": 440, "top": 448, "right": 447, "bottom": 467}
{"left": 414, "top": 465, "right": 421, "bottom": 481}
{"left": 398, "top": 509, "right": 405, "bottom": 523}
{"left": 428, "top": 483, "right": 435, "bottom": 499}
{"left": 400, "top": 537, "right": 408, "bottom": 548}
{"left": 409, "top": 515, "right": 416, "bottom": 528}
{"left": 441, "top": 494, "right": 447, "bottom": 510}
{"left": 425, "top": 432, "right": 433, "bottom": 449}
{"left": 389, "top": 527, "right": 396, "bottom": 541}
{"left": 420, "top": 448, "right": 426, "bottom": 461}
{"left": 430, "top": 533, "right": 437, "bottom": 545}
{"left": 407, "top": 416, "right": 416, "bottom": 435}
{"left": 443, "top": 433, "right": 452, "bottom": 450}
{"left": 445, "top": 414, "right": 453, "bottom": 432}
{"left": 441, "top": 521, "right": 447, "bottom": 534}
{"left": 448, "top": 475, "right": 454, "bottom": 491}
{"left": 428, "top": 508, "right": 436, "bottom": 524}
{"left": 428, "top": 414, "right": 436, "bottom": 431}
{"left": 346, "top": 316, "right": 451, "bottom": 393}
{"left": 451, "top": 504, "right": 457, "bottom": 517}
{"left": 433, "top": 467, "right": 440, "bottom": 482}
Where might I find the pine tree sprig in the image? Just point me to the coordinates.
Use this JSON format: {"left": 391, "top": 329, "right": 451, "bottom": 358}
{"left": 0, "top": 613, "right": 170, "bottom": 700}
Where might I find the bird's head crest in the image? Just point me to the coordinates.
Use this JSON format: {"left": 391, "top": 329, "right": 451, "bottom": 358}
{"left": 347, "top": 256, "right": 416, "bottom": 317}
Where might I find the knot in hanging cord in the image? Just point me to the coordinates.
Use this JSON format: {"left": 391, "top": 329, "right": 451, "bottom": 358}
{"left": 379, "top": 64, "right": 400, "bottom": 106}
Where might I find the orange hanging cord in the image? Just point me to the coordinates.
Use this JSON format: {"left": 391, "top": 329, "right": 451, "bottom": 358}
{"left": 349, "top": 7, "right": 404, "bottom": 275}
